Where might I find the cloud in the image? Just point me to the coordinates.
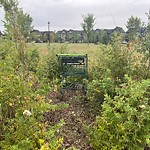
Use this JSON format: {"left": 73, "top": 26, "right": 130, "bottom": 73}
{"left": 0, "top": 0, "right": 150, "bottom": 31}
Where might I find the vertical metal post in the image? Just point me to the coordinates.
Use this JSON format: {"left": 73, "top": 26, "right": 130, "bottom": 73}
{"left": 48, "top": 21, "right": 50, "bottom": 45}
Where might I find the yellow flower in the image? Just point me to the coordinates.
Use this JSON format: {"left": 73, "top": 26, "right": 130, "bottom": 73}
{"left": 39, "top": 139, "right": 44, "bottom": 146}
{"left": 40, "top": 143, "right": 49, "bottom": 150}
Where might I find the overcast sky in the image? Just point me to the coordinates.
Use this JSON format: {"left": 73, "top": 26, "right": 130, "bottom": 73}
{"left": 0, "top": 0, "right": 150, "bottom": 32}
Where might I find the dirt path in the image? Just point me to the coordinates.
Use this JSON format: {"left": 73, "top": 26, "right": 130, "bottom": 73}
{"left": 44, "top": 90, "right": 96, "bottom": 150}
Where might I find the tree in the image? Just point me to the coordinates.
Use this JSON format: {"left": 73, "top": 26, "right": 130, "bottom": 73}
{"left": 50, "top": 32, "right": 55, "bottom": 43}
{"left": 81, "top": 13, "right": 95, "bottom": 45}
{"left": 0, "top": 0, "right": 33, "bottom": 78}
{"left": 99, "top": 30, "right": 107, "bottom": 44}
{"left": 126, "top": 16, "right": 141, "bottom": 41}
{"left": 146, "top": 11, "right": 150, "bottom": 76}
{"left": 43, "top": 32, "right": 48, "bottom": 43}
{"left": 102, "top": 34, "right": 111, "bottom": 45}
{"left": 54, "top": 32, "right": 58, "bottom": 42}
{"left": 126, "top": 16, "right": 141, "bottom": 29}
{"left": 0, "top": 0, "right": 33, "bottom": 40}
{"left": 146, "top": 10, "right": 150, "bottom": 32}
{"left": 30, "top": 31, "right": 38, "bottom": 42}
{"left": 142, "top": 10, "right": 150, "bottom": 77}
{"left": 17, "top": 9, "right": 33, "bottom": 39}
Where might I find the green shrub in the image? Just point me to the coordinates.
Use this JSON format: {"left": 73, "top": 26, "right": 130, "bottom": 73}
{"left": 27, "top": 47, "right": 40, "bottom": 72}
{"left": 87, "top": 76, "right": 115, "bottom": 103}
{"left": 88, "top": 76, "right": 150, "bottom": 150}
{"left": 0, "top": 38, "right": 16, "bottom": 60}
{"left": 87, "top": 34, "right": 133, "bottom": 104}
{"left": 88, "top": 44, "right": 111, "bottom": 80}
{"left": 0, "top": 2, "right": 64, "bottom": 149}
{"left": 37, "top": 44, "right": 68, "bottom": 80}
{"left": 139, "top": 32, "right": 150, "bottom": 78}
{"left": 0, "top": 67, "right": 63, "bottom": 150}
{"left": 89, "top": 33, "right": 145, "bottom": 82}
{"left": 0, "top": 42, "right": 63, "bottom": 150}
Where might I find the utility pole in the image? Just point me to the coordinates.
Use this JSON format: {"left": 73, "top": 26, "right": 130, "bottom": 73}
{"left": 48, "top": 21, "right": 50, "bottom": 45}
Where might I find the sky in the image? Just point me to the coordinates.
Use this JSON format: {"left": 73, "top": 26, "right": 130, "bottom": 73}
{"left": 0, "top": 0, "right": 150, "bottom": 32}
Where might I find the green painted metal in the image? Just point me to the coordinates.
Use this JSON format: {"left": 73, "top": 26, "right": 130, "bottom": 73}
{"left": 57, "top": 54, "right": 88, "bottom": 97}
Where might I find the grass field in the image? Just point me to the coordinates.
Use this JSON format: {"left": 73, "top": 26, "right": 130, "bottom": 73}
{"left": 28, "top": 43, "right": 100, "bottom": 60}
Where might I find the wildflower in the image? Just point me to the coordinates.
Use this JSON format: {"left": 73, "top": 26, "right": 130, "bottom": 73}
{"left": 23, "top": 110, "right": 32, "bottom": 116}
{"left": 39, "top": 139, "right": 44, "bottom": 146}
{"left": 40, "top": 143, "right": 49, "bottom": 150}
{"left": 139, "top": 105, "right": 146, "bottom": 109}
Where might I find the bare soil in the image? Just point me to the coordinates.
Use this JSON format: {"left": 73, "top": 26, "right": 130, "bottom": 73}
{"left": 44, "top": 89, "right": 96, "bottom": 150}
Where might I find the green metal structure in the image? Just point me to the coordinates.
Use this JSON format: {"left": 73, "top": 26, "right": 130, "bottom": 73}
{"left": 57, "top": 54, "right": 88, "bottom": 97}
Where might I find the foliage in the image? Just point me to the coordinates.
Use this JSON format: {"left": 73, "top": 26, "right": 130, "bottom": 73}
{"left": 43, "top": 32, "right": 48, "bottom": 43}
{"left": 0, "top": 38, "right": 16, "bottom": 60}
{"left": 1, "top": 1, "right": 150, "bottom": 148}
{"left": 81, "top": 13, "right": 95, "bottom": 44}
{"left": 126, "top": 16, "right": 142, "bottom": 41}
{"left": 139, "top": 11, "right": 150, "bottom": 78}
{"left": 0, "top": 0, "right": 32, "bottom": 78}
{"left": 27, "top": 47, "right": 40, "bottom": 72}
{"left": 16, "top": 8, "right": 33, "bottom": 39}
{"left": 87, "top": 33, "right": 148, "bottom": 110}
{"left": 86, "top": 76, "right": 115, "bottom": 115}
{"left": 100, "top": 30, "right": 111, "bottom": 45}
{"left": 30, "top": 31, "right": 40, "bottom": 43}
{"left": 88, "top": 76, "right": 150, "bottom": 150}
{"left": 147, "top": 10, "right": 150, "bottom": 32}
{"left": 110, "top": 33, "right": 133, "bottom": 81}
{"left": 0, "top": 48, "right": 63, "bottom": 150}
{"left": 37, "top": 44, "right": 68, "bottom": 80}
{"left": 0, "top": 0, "right": 33, "bottom": 40}
{"left": 139, "top": 34, "right": 150, "bottom": 78}
{"left": 93, "top": 30, "right": 109, "bottom": 44}
{"left": 89, "top": 33, "right": 134, "bottom": 83}
{"left": 0, "top": 1, "right": 64, "bottom": 149}
{"left": 87, "top": 73, "right": 115, "bottom": 104}
{"left": 126, "top": 16, "right": 141, "bottom": 30}
{"left": 54, "top": 32, "right": 59, "bottom": 42}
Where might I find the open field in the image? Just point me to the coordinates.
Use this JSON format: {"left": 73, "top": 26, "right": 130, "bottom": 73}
{"left": 28, "top": 43, "right": 100, "bottom": 59}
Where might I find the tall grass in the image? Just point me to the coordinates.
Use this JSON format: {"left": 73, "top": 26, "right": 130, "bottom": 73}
{"left": 27, "top": 43, "right": 99, "bottom": 58}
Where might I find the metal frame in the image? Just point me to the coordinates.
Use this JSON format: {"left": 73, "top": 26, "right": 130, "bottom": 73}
{"left": 57, "top": 54, "right": 88, "bottom": 97}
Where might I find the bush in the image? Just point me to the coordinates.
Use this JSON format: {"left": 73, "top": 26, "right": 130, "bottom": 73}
{"left": 88, "top": 76, "right": 150, "bottom": 150}
{"left": 0, "top": 38, "right": 16, "bottom": 60}
{"left": 89, "top": 33, "right": 147, "bottom": 82}
{"left": 0, "top": 41, "right": 63, "bottom": 150}
{"left": 0, "top": 2, "right": 64, "bottom": 148}
{"left": 87, "top": 34, "right": 133, "bottom": 104}
{"left": 0, "top": 67, "right": 63, "bottom": 150}
{"left": 87, "top": 76, "right": 115, "bottom": 104}
{"left": 37, "top": 44, "right": 68, "bottom": 80}
{"left": 27, "top": 47, "right": 40, "bottom": 72}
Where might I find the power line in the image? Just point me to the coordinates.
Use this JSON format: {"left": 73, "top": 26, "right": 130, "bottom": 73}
{"left": 108, "top": 8, "right": 116, "bottom": 27}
